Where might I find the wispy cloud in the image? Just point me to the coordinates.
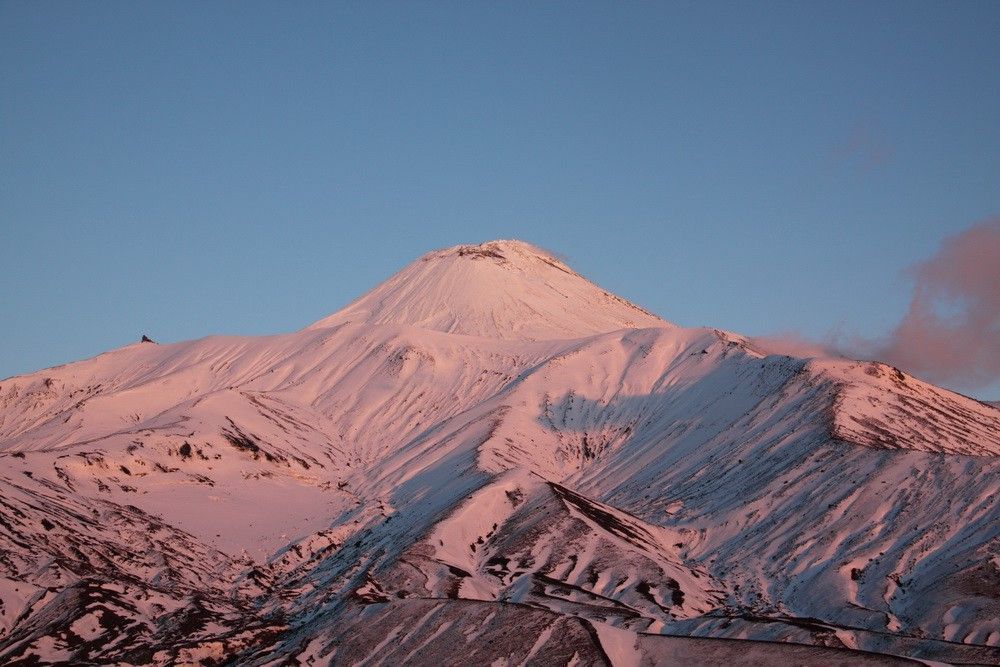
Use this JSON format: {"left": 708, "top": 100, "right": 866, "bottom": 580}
{"left": 831, "top": 119, "right": 893, "bottom": 173}
{"left": 754, "top": 220, "right": 1000, "bottom": 393}
{"left": 750, "top": 332, "right": 836, "bottom": 359}
{"left": 854, "top": 219, "right": 1000, "bottom": 390}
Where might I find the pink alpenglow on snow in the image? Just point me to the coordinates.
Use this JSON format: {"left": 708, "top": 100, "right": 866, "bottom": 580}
{"left": 0, "top": 240, "right": 997, "bottom": 665}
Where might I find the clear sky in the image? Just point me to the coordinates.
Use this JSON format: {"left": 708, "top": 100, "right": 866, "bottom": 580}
{"left": 2, "top": 2, "right": 998, "bottom": 398}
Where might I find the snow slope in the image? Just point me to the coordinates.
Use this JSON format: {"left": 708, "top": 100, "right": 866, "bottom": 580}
{"left": 0, "top": 239, "right": 997, "bottom": 665}
{"left": 307, "top": 240, "right": 668, "bottom": 339}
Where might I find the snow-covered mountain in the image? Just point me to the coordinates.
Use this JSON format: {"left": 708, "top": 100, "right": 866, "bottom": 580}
{"left": 308, "top": 240, "right": 667, "bottom": 339}
{"left": 1, "top": 240, "right": 997, "bottom": 665}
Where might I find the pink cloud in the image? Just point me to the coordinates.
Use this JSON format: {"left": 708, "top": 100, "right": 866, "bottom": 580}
{"left": 832, "top": 120, "right": 894, "bottom": 172}
{"left": 853, "top": 219, "right": 1000, "bottom": 390}
{"left": 750, "top": 332, "right": 837, "bottom": 359}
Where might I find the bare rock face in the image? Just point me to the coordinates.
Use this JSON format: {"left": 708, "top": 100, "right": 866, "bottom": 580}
{"left": 1, "top": 240, "right": 997, "bottom": 665}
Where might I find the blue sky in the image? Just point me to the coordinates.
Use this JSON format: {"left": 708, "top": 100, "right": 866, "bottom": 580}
{"left": 2, "top": 2, "right": 998, "bottom": 397}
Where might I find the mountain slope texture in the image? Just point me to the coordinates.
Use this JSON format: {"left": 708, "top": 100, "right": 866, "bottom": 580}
{"left": 1, "top": 240, "right": 998, "bottom": 666}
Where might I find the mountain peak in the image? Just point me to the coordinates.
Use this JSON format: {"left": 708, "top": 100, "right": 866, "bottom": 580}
{"left": 427, "top": 240, "right": 576, "bottom": 273}
{"left": 309, "top": 240, "right": 668, "bottom": 339}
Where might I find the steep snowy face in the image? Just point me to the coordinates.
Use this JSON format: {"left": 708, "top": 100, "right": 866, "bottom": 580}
{"left": 307, "top": 240, "right": 668, "bottom": 339}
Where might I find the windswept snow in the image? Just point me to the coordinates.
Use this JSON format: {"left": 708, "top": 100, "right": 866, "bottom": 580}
{"left": 0, "top": 240, "right": 997, "bottom": 665}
